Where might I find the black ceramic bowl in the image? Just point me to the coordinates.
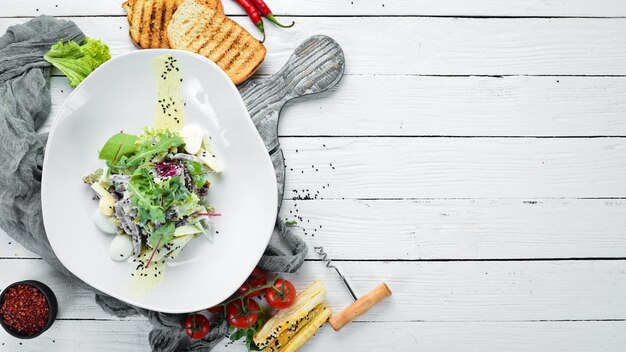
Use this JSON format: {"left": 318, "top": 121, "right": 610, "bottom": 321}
{"left": 0, "top": 280, "right": 58, "bottom": 339}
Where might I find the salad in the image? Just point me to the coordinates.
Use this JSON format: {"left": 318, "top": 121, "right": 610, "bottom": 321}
{"left": 83, "top": 125, "right": 223, "bottom": 272}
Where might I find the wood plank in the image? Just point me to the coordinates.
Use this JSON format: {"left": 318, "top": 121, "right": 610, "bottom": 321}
{"left": 0, "top": 320, "right": 152, "bottom": 352}
{"left": 0, "top": 231, "right": 38, "bottom": 258}
{"left": 47, "top": 75, "right": 626, "bottom": 137}
{"left": 280, "top": 137, "right": 626, "bottom": 199}
{"left": 3, "top": 258, "right": 626, "bottom": 321}
{"left": 6, "top": 198, "right": 626, "bottom": 261}
{"left": 4, "top": 198, "right": 626, "bottom": 261}
{"left": 3, "top": 0, "right": 626, "bottom": 17}
{"left": 280, "top": 75, "right": 626, "bottom": 137}
{"left": 2, "top": 17, "right": 626, "bottom": 75}
{"left": 33, "top": 121, "right": 626, "bottom": 199}
{"left": 278, "top": 199, "right": 626, "bottom": 260}
{"left": 3, "top": 320, "right": 626, "bottom": 352}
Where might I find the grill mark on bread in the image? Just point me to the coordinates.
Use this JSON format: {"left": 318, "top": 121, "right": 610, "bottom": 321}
{"left": 136, "top": 0, "right": 146, "bottom": 46}
{"left": 183, "top": 19, "right": 196, "bottom": 39}
{"left": 214, "top": 27, "right": 243, "bottom": 66}
{"left": 143, "top": 0, "right": 152, "bottom": 48}
{"left": 206, "top": 23, "right": 235, "bottom": 60}
{"left": 167, "top": 0, "right": 265, "bottom": 84}
{"left": 208, "top": 22, "right": 232, "bottom": 57}
{"left": 152, "top": 0, "right": 162, "bottom": 47}
{"left": 223, "top": 51, "right": 242, "bottom": 72}
{"left": 234, "top": 41, "right": 265, "bottom": 79}
{"left": 184, "top": 12, "right": 216, "bottom": 49}
{"left": 222, "top": 36, "right": 251, "bottom": 71}
{"left": 157, "top": 0, "right": 166, "bottom": 47}
{"left": 148, "top": 1, "right": 157, "bottom": 48}
{"left": 229, "top": 40, "right": 265, "bottom": 82}
{"left": 227, "top": 39, "right": 254, "bottom": 71}
{"left": 185, "top": 30, "right": 204, "bottom": 50}
{"left": 202, "top": 12, "right": 225, "bottom": 53}
{"left": 235, "top": 43, "right": 265, "bottom": 82}
{"left": 196, "top": 14, "right": 225, "bottom": 55}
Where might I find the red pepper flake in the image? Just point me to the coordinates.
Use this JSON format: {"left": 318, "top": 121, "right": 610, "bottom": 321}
{"left": 1, "top": 284, "right": 50, "bottom": 336}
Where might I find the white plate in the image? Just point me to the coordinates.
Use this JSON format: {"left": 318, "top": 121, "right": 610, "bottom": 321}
{"left": 41, "top": 50, "right": 278, "bottom": 313}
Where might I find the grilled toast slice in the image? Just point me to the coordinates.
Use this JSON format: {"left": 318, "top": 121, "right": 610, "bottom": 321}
{"left": 167, "top": 0, "right": 266, "bottom": 84}
{"left": 122, "top": 0, "right": 223, "bottom": 49}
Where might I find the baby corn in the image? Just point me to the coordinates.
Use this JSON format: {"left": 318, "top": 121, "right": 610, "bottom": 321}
{"left": 254, "top": 280, "right": 326, "bottom": 349}
{"left": 278, "top": 304, "right": 332, "bottom": 352}
{"left": 266, "top": 304, "right": 328, "bottom": 352}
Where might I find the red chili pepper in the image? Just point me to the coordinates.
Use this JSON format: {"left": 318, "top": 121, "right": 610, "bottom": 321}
{"left": 249, "top": 0, "right": 294, "bottom": 28}
{"left": 234, "top": 0, "right": 266, "bottom": 43}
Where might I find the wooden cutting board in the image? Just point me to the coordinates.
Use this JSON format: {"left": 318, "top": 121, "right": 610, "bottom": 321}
{"left": 238, "top": 35, "right": 345, "bottom": 209}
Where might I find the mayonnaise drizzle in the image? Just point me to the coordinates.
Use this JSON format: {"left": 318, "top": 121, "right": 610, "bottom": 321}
{"left": 153, "top": 54, "right": 185, "bottom": 132}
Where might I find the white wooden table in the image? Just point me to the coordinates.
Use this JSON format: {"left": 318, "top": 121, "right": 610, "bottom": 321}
{"left": 3, "top": 1, "right": 626, "bottom": 351}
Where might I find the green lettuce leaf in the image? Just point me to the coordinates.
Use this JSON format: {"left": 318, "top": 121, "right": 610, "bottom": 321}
{"left": 148, "top": 222, "right": 175, "bottom": 249}
{"left": 44, "top": 37, "right": 111, "bottom": 88}
{"left": 99, "top": 133, "right": 138, "bottom": 164}
{"left": 185, "top": 160, "right": 211, "bottom": 189}
{"left": 163, "top": 176, "right": 200, "bottom": 217}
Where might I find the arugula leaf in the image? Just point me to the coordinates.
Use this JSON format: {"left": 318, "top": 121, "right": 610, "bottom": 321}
{"left": 124, "top": 134, "right": 184, "bottom": 167}
{"left": 165, "top": 176, "right": 200, "bottom": 217}
{"left": 126, "top": 167, "right": 199, "bottom": 227}
{"left": 99, "top": 133, "right": 138, "bottom": 164}
{"left": 148, "top": 222, "right": 175, "bottom": 249}
{"left": 127, "top": 166, "right": 166, "bottom": 224}
{"left": 44, "top": 37, "right": 111, "bottom": 88}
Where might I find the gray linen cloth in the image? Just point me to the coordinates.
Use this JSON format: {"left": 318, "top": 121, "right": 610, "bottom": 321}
{"left": 0, "top": 16, "right": 307, "bottom": 352}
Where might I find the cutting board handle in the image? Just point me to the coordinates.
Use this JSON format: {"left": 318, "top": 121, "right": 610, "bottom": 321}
{"left": 239, "top": 35, "right": 346, "bottom": 154}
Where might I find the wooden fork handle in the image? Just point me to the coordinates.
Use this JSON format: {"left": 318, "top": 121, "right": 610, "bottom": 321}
{"left": 329, "top": 282, "right": 392, "bottom": 332}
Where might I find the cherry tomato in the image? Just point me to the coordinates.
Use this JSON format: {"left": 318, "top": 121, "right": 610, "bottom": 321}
{"left": 226, "top": 298, "right": 259, "bottom": 329}
{"left": 265, "top": 279, "right": 296, "bottom": 310}
{"left": 184, "top": 314, "right": 211, "bottom": 339}
{"left": 236, "top": 266, "right": 267, "bottom": 297}
{"left": 207, "top": 305, "right": 224, "bottom": 316}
